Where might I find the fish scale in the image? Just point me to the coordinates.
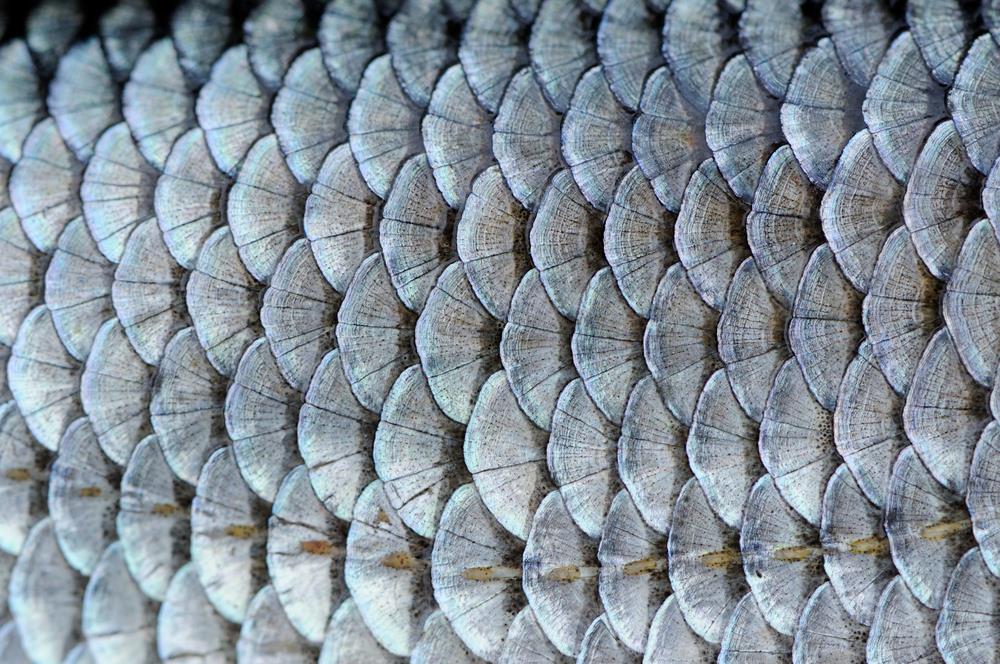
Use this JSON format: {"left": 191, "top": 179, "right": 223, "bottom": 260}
{"left": 0, "top": 0, "right": 997, "bottom": 662}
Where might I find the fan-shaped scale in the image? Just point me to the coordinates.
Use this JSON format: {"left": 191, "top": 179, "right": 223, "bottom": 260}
{"left": 464, "top": 370, "right": 555, "bottom": 540}
{"left": 149, "top": 327, "right": 229, "bottom": 485}
{"left": 598, "top": 489, "right": 669, "bottom": 653}
{"left": 781, "top": 38, "right": 866, "bottom": 189}
{"left": 47, "top": 38, "right": 121, "bottom": 164}
{"left": 9, "top": 118, "right": 83, "bottom": 254}
{"left": 8, "top": 518, "right": 86, "bottom": 664}
{"left": 834, "top": 342, "right": 909, "bottom": 509}
{"left": 866, "top": 575, "right": 944, "bottom": 664}
{"left": 98, "top": 0, "right": 155, "bottom": 81}
{"left": 793, "top": 583, "right": 869, "bottom": 664}
{"left": 121, "top": 38, "right": 195, "bottom": 171}
{"left": 969, "top": 423, "right": 1000, "bottom": 577}
{"left": 112, "top": 217, "right": 187, "bottom": 365}
{"left": 674, "top": 158, "right": 750, "bottom": 312}
{"left": 386, "top": 0, "right": 459, "bottom": 108}
{"left": 740, "top": 474, "right": 825, "bottom": 636}
{"left": 297, "top": 349, "right": 378, "bottom": 522}
{"left": 318, "top": 599, "right": 403, "bottom": 664}
{"left": 236, "top": 585, "right": 318, "bottom": 663}
{"left": 379, "top": 154, "right": 456, "bottom": 312}
{"left": 943, "top": 218, "right": 1000, "bottom": 388}
{"left": 903, "top": 120, "right": 984, "bottom": 281}
{"left": 617, "top": 376, "right": 689, "bottom": 535}
{"left": 266, "top": 465, "right": 347, "bottom": 644}
{"left": 272, "top": 48, "right": 350, "bottom": 186}
{"left": 243, "top": 0, "right": 313, "bottom": 94}
{"left": 572, "top": 268, "right": 646, "bottom": 425}
{"left": 644, "top": 595, "right": 720, "bottom": 663}
{"left": 422, "top": 64, "right": 495, "bottom": 210}
{"left": 863, "top": 226, "right": 942, "bottom": 395}
{"left": 318, "top": 0, "right": 387, "bottom": 95}
{"left": 44, "top": 218, "right": 115, "bottom": 362}
{"left": 374, "top": 364, "right": 467, "bottom": 538}
{"left": 157, "top": 562, "right": 239, "bottom": 662}
{"left": 521, "top": 490, "right": 601, "bottom": 658}
{"left": 603, "top": 166, "right": 676, "bottom": 318}
{"left": 548, "top": 378, "right": 622, "bottom": 539}
{"left": 0, "top": 41, "right": 44, "bottom": 163}
{"left": 0, "top": 209, "right": 45, "bottom": 349}
{"left": 668, "top": 477, "right": 748, "bottom": 644}
{"left": 25, "top": 0, "right": 83, "bottom": 76}
{"left": 576, "top": 615, "right": 638, "bottom": 664}
{"left": 344, "top": 479, "right": 435, "bottom": 657}
{"left": 935, "top": 548, "right": 1000, "bottom": 664}
{"left": 261, "top": 239, "right": 341, "bottom": 392}
{"left": 530, "top": 169, "right": 606, "bottom": 320}
{"left": 7, "top": 306, "right": 84, "bottom": 451}
{"left": 456, "top": 165, "right": 532, "bottom": 321}
{"left": 884, "top": 446, "right": 975, "bottom": 610}
{"left": 170, "top": 0, "right": 232, "bottom": 86}
{"left": 0, "top": 403, "right": 49, "bottom": 555}
{"left": 492, "top": 67, "right": 563, "bottom": 211}
{"left": 190, "top": 446, "right": 269, "bottom": 624}
{"left": 631, "top": 66, "right": 710, "bottom": 213}
{"left": 759, "top": 358, "right": 840, "bottom": 527}
{"left": 661, "top": 0, "right": 739, "bottom": 114}
{"left": 949, "top": 34, "right": 1000, "bottom": 175}
{"left": 705, "top": 54, "right": 783, "bottom": 204}
{"left": 410, "top": 611, "right": 486, "bottom": 664}
{"left": 116, "top": 435, "right": 192, "bottom": 601}
{"left": 718, "top": 257, "right": 791, "bottom": 422}
{"left": 820, "top": 129, "right": 904, "bottom": 293}
{"left": 528, "top": 0, "right": 598, "bottom": 113}
{"left": 195, "top": 44, "right": 271, "bottom": 178}
{"left": 903, "top": 328, "right": 990, "bottom": 494}
{"left": 303, "top": 143, "right": 381, "bottom": 295}
{"left": 185, "top": 227, "right": 263, "bottom": 378}
{"left": 497, "top": 605, "right": 570, "bottom": 664}
{"left": 822, "top": 0, "right": 903, "bottom": 88}
{"left": 227, "top": 134, "right": 307, "bottom": 283}
{"left": 820, "top": 465, "right": 895, "bottom": 626}
{"left": 347, "top": 55, "right": 423, "bottom": 198}
{"left": 48, "top": 417, "right": 120, "bottom": 576}
{"left": 225, "top": 337, "right": 302, "bottom": 503}
{"left": 643, "top": 264, "right": 723, "bottom": 428}
{"left": 738, "top": 0, "right": 820, "bottom": 99}
{"left": 907, "top": 0, "right": 977, "bottom": 86}
{"left": 335, "top": 253, "right": 418, "bottom": 413}
{"left": 562, "top": 66, "right": 634, "bottom": 213}
{"left": 789, "top": 244, "right": 864, "bottom": 411}
{"left": 458, "top": 0, "right": 528, "bottom": 114}
{"left": 80, "top": 318, "right": 154, "bottom": 465}
{"left": 431, "top": 483, "right": 525, "bottom": 661}
{"left": 596, "top": 0, "right": 661, "bottom": 112}
{"left": 687, "top": 369, "right": 762, "bottom": 530}
{"left": 81, "top": 542, "right": 158, "bottom": 663}
{"left": 862, "top": 32, "right": 946, "bottom": 184}
{"left": 717, "top": 593, "right": 793, "bottom": 663}
{"left": 154, "top": 127, "right": 231, "bottom": 270}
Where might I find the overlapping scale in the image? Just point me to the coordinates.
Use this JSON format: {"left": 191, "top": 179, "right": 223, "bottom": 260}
{"left": 0, "top": 209, "right": 45, "bottom": 349}
{"left": 0, "top": 41, "right": 44, "bottom": 163}
{"left": 81, "top": 542, "right": 158, "bottom": 663}
{"left": 0, "top": 403, "right": 50, "bottom": 556}
{"left": 949, "top": 34, "right": 1000, "bottom": 176}
{"left": 422, "top": 64, "right": 495, "bottom": 210}
{"left": 387, "top": 0, "right": 459, "bottom": 109}
{"left": 10, "top": 118, "right": 83, "bottom": 254}
{"left": 793, "top": 583, "right": 869, "bottom": 664}
{"left": 236, "top": 584, "right": 317, "bottom": 663}
{"left": 528, "top": 0, "right": 597, "bottom": 114}
{"left": 157, "top": 562, "right": 239, "bottom": 662}
{"left": 116, "top": 435, "right": 192, "bottom": 601}
{"left": 273, "top": 48, "right": 350, "bottom": 187}
{"left": 170, "top": 0, "right": 232, "bottom": 86}
{"left": 303, "top": 143, "right": 381, "bottom": 296}
{"left": 297, "top": 349, "right": 378, "bottom": 522}
{"left": 98, "top": 0, "right": 155, "bottom": 81}
{"left": 47, "top": 38, "right": 121, "bottom": 164}
{"left": 242, "top": 0, "right": 312, "bottom": 94}
{"left": 318, "top": 0, "right": 387, "bottom": 96}
{"left": 121, "top": 38, "right": 195, "bottom": 171}
{"left": 196, "top": 44, "right": 272, "bottom": 178}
